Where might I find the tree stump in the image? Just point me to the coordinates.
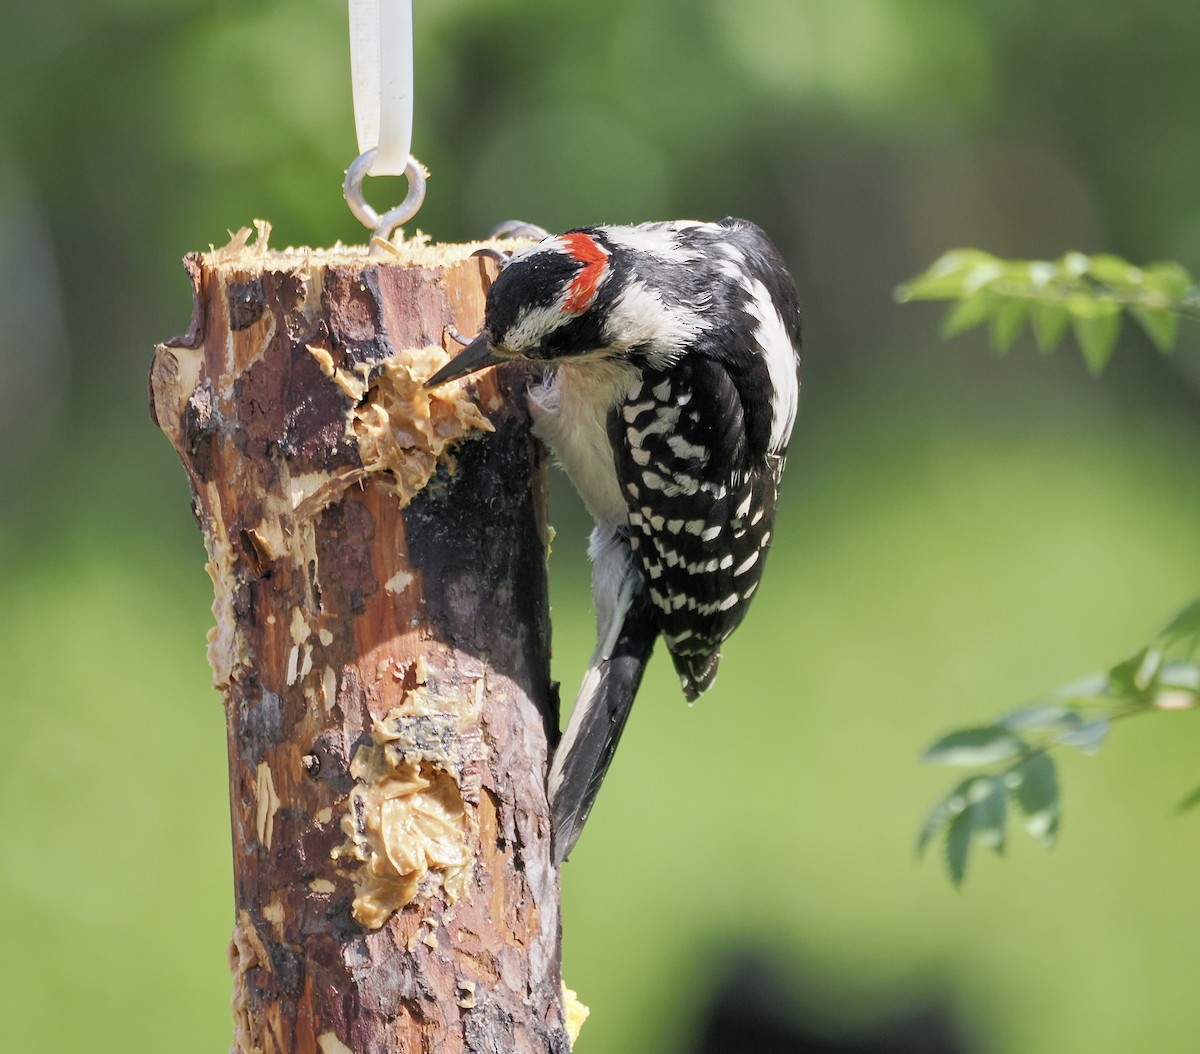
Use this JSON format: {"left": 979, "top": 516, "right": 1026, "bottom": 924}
{"left": 149, "top": 223, "right": 581, "bottom": 1053}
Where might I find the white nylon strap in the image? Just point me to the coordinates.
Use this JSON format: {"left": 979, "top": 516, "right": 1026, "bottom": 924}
{"left": 348, "top": 0, "right": 413, "bottom": 177}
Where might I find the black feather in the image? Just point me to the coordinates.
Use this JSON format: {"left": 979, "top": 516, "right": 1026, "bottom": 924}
{"left": 549, "top": 583, "right": 657, "bottom": 864}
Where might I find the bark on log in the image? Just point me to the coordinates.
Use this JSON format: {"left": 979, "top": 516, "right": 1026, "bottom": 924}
{"left": 149, "top": 223, "right": 581, "bottom": 1054}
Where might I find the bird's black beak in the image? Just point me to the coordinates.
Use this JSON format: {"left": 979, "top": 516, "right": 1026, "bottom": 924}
{"left": 424, "top": 332, "right": 506, "bottom": 388}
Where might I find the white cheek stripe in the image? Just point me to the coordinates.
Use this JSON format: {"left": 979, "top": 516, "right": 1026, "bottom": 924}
{"left": 508, "top": 300, "right": 569, "bottom": 351}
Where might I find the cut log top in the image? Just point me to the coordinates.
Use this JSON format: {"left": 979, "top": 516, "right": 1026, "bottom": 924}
{"left": 207, "top": 219, "right": 515, "bottom": 270}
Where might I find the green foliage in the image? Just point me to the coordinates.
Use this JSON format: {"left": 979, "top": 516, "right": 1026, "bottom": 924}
{"left": 918, "top": 601, "right": 1200, "bottom": 886}
{"left": 896, "top": 250, "right": 1200, "bottom": 373}
{"left": 902, "top": 247, "right": 1200, "bottom": 888}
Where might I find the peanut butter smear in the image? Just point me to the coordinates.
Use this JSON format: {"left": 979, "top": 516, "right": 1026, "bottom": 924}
{"left": 561, "top": 985, "right": 591, "bottom": 1048}
{"left": 334, "top": 696, "right": 483, "bottom": 929}
{"left": 319, "top": 344, "right": 495, "bottom": 507}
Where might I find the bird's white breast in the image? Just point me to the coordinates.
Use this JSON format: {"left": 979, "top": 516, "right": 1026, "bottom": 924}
{"left": 528, "top": 359, "right": 640, "bottom": 528}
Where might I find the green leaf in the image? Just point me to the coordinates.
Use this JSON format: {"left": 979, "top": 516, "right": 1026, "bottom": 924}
{"left": 917, "top": 790, "right": 958, "bottom": 858}
{"left": 1129, "top": 305, "right": 1179, "bottom": 353}
{"left": 896, "top": 249, "right": 1001, "bottom": 302}
{"left": 1141, "top": 261, "right": 1194, "bottom": 302}
{"left": 1030, "top": 301, "right": 1071, "bottom": 354}
{"left": 1108, "top": 645, "right": 1161, "bottom": 697}
{"left": 1026, "top": 260, "right": 1059, "bottom": 290}
{"left": 922, "top": 726, "right": 1025, "bottom": 766}
{"left": 942, "top": 292, "right": 999, "bottom": 338}
{"left": 1159, "top": 661, "right": 1200, "bottom": 692}
{"left": 989, "top": 298, "right": 1028, "bottom": 354}
{"left": 1135, "top": 647, "right": 1164, "bottom": 690}
{"left": 936, "top": 774, "right": 1008, "bottom": 884}
{"left": 969, "top": 776, "right": 1007, "bottom": 854}
{"left": 1083, "top": 253, "right": 1142, "bottom": 291}
{"left": 1061, "top": 251, "right": 1090, "bottom": 278}
{"left": 1067, "top": 296, "right": 1122, "bottom": 374}
{"left": 945, "top": 804, "right": 973, "bottom": 887}
{"left": 1159, "top": 598, "right": 1200, "bottom": 645}
{"left": 996, "top": 703, "right": 1075, "bottom": 732}
{"left": 901, "top": 251, "right": 1197, "bottom": 368}
{"left": 1009, "top": 753, "right": 1060, "bottom": 846}
{"left": 1052, "top": 672, "right": 1110, "bottom": 702}
{"left": 1059, "top": 717, "right": 1111, "bottom": 755}
{"left": 961, "top": 258, "right": 1007, "bottom": 294}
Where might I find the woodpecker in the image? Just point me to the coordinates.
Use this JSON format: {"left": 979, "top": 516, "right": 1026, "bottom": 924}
{"left": 426, "top": 218, "right": 801, "bottom": 864}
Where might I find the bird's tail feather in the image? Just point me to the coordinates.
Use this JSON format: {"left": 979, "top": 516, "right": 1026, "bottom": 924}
{"left": 548, "top": 529, "right": 657, "bottom": 865}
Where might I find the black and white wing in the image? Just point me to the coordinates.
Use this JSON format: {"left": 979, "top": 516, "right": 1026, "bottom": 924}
{"left": 612, "top": 356, "right": 782, "bottom": 699}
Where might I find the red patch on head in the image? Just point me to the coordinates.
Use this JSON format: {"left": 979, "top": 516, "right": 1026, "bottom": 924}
{"left": 560, "top": 231, "right": 609, "bottom": 315}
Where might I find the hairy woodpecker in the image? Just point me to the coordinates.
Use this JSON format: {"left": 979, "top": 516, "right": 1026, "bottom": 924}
{"left": 426, "top": 218, "right": 801, "bottom": 863}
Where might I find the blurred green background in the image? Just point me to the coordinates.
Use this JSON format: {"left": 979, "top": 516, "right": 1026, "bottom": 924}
{"left": 4, "top": 1, "right": 1200, "bottom": 1051}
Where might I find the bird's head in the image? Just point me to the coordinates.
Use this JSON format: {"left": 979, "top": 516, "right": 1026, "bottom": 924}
{"left": 426, "top": 225, "right": 704, "bottom": 388}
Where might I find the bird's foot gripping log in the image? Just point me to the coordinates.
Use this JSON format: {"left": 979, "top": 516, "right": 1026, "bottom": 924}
{"left": 149, "top": 222, "right": 586, "bottom": 1054}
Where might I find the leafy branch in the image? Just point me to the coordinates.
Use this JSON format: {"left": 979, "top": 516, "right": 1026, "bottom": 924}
{"left": 899, "top": 246, "right": 1200, "bottom": 886}
{"left": 896, "top": 249, "right": 1199, "bottom": 372}
{"left": 917, "top": 599, "right": 1200, "bottom": 887}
